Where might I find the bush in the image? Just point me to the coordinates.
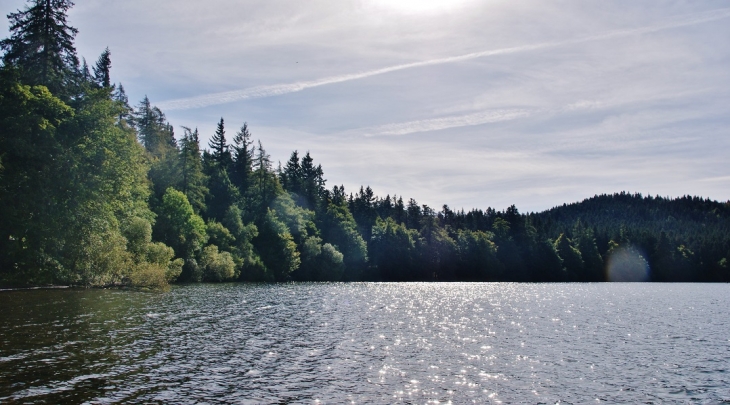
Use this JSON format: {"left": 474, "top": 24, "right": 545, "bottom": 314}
{"left": 200, "top": 245, "right": 236, "bottom": 281}
{"left": 128, "top": 262, "right": 169, "bottom": 289}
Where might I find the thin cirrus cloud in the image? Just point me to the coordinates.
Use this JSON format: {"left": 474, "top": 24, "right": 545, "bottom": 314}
{"left": 156, "top": 7, "right": 730, "bottom": 111}
{"left": 362, "top": 109, "right": 531, "bottom": 137}
{"left": 358, "top": 86, "right": 718, "bottom": 137}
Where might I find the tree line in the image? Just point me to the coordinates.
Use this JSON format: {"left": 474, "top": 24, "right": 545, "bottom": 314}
{"left": 1, "top": 1, "right": 728, "bottom": 287}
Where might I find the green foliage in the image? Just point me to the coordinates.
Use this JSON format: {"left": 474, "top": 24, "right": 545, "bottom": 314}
{"left": 92, "top": 47, "right": 112, "bottom": 88}
{"left": 122, "top": 216, "right": 153, "bottom": 258}
{"left": 0, "top": 75, "right": 73, "bottom": 283}
{"left": 0, "top": 65, "right": 157, "bottom": 286}
{"left": 573, "top": 224, "right": 604, "bottom": 281}
{"left": 224, "top": 207, "right": 267, "bottom": 281}
{"left": 155, "top": 188, "right": 207, "bottom": 259}
{"left": 350, "top": 186, "right": 378, "bottom": 242}
{"left": 208, "top": 117, "right": 231, "bottom": 169}
{"left": 204, "top": 162, "right": 239, "bottom": 222}
{"left": 179, "top": 126, "right": 208, "bottom": 214}
{"left": 254, "top": 209, "right": 300, "bottom": 281}
{"left": 294, "top": 236, "right": 344, "bottom": 281}
{"left": 120, "top": 216, "right": 182, "bottom": 287}
{"left": 0, "top": 0, "right": 79, "bottom": 97}
{"left": 231, "top": 122, "right": 254, "bottom": 195}
{"left": 199, "top": 245, "right": 236, "bottom": 282}
{"left": 2, "top": 2, "right": 727, "bottom": 285}
{"left": 247, "top": 141, "right": 283, "bottom": 216}
{"left": 528, "top": 238, "right": 565, "bottom": 282}
{"left": 206, "top": 220, "right": 235, "bottom": 251}
{"left": 128, "top": 262, "right": 168, "bottom": 289}
{"left": 418, "top": 215, "right": 457, "bottom": 280}
{"left": 533, "top": 193, "right": 730, "bottom": 281}
{"left": 70, "top": 217, "right": 131, "bottom": 286}
{"left": 134, "top": 96, "right": 175, "bottom": 157}
{"left": 271, "top": 193, "right": 317, "bottom": 242}
{"left": 455, "top": 230, "right": 501, "bottom": 281}
{"left": 554, "top": 233, "right": 583, "bottom": 280}
{"left": 144, "top": 242, "right": 183, "bottom": 283}
{"left": 223, "top": 205, "right": 245, "bottom": 237}
{"left": 319, "top": 201, "right": 368, "bottom": 280}
{"left": 370, "top": 217, "right": 419, "bottom": 281}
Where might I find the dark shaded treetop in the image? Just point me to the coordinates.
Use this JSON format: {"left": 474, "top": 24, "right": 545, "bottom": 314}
{"left": 208, "top": 117, "right": 231, "bottom": 168}
{"left": 232, "top": 122, "right": 255, "bottom": 192}
{"left": 93, "top": 47, "right": 111, "bottom": 88}
{"left": 135, "top": 96, "right": 176, "bottom": 156}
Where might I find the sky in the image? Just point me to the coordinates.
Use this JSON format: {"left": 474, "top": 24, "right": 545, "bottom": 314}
{"left": 2, "top": 0, "right": 729, "bottom": 213}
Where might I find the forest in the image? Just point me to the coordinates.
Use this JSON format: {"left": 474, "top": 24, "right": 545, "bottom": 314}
{"left": 1, "top": 0, "right": 729, "bottom": 288}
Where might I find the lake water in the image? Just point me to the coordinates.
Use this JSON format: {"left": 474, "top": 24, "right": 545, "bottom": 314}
{"left": 0, "top": 283, "right": 728, "bottom": 404}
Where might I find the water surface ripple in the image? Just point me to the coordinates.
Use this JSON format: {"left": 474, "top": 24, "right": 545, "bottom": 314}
{"left": 1, "top": 283, "right": 729, "bottom": 403}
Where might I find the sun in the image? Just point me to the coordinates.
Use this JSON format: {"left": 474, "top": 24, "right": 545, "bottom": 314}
{"left": 367, "top": 0, "right": 474, "bottom": 14}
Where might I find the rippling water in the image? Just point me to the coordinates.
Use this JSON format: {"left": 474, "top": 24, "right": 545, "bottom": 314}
{"left": 1, "top": 283, "right": 728, "bottom": 403}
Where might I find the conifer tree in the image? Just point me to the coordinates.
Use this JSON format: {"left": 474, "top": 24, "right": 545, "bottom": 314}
{"left": 554, "top": 233, "right": 584, "bottom": 280}
{"left": 281, "top": 151, "right": 302, "bottom": 193}
{"left": 406, "top": 198, "right": 421, "bottom": 229}
{"left": 232, "top": 122, "right": 255, "bottom": 194}
{"left": 112, "top": 83, "right": 133, "bottom": 128}
{"left": 253, "top": 140, "right": 274, "bottom": 211}
{"left": 300, "top": 152, "right": 325, "bottom": 208}
{"left": 208, "top": 117, "right": 231, "bottom": 169}
{"left": 179, "top": 127, "right": 209, "bottom": 214}
{"left": 1, "top": 0, "right": 79, "bottom": 96}
{"left": 92, "top": 47, "right": 112, "bottom": 88}
{"left": 135, "top": 96, "right": 175, "bottom": 157}
{"left": 79, "top": 57, "right": 91, "bottom": 83}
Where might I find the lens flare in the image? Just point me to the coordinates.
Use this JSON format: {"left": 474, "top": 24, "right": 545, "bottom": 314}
{"left": 606, "top": 246, "right": 650, "bottom": 282}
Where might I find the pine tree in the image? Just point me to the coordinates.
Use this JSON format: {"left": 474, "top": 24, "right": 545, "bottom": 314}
{"left": 0, "top": 0, "right": 79, "bottom": 96}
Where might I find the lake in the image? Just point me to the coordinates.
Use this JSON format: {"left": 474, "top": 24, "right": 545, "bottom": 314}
{"left": 1, "top": 283, "right": 728, "bottom": 403}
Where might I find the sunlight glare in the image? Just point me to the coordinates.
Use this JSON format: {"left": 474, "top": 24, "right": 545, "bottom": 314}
{"left": 367, "top": 0, "right": 475, "bottom": 14}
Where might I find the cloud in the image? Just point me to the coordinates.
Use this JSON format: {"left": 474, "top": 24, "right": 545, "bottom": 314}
{"left": 352, "top": 85, "right": 720, "bottom": 138}
{"left": 362, "top": 109, "right": 530, "bottom": 136}
{"left": 699, "top": 176, "right": 730, "bottom": 183}
{"left": 156, "top": 7, "right": 730, "bottom": 111}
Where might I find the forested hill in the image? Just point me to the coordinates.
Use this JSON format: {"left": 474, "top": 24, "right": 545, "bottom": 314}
{"left": 530, "top": 193, "right": 730, "bottom": 281}
{"left": 534, "top": 193, "right": 730, "bottom": 241}
{"left": 1, "top": 1, "right": 728, "bottom": 287}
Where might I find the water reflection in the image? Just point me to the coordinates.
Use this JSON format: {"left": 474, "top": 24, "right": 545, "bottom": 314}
{"left": 1, "top": 283, "right": 728, "bottom": 403}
